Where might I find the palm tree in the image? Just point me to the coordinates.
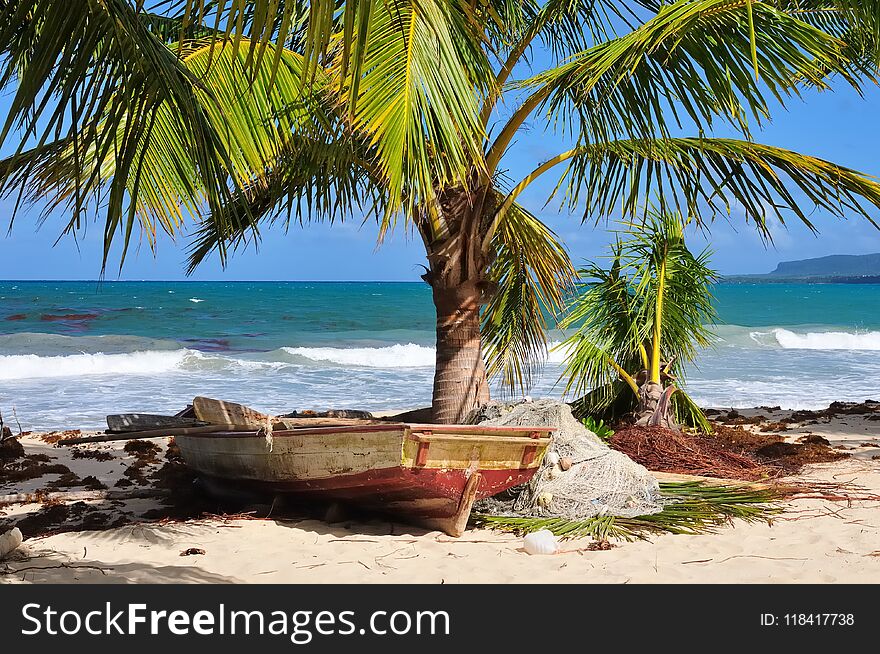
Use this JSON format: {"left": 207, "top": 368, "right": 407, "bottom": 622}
{"left": 560, "top": 210, "right": 717, "bottom": 432}
{"left": 3, "top": 1, "right": 880, "bottom": 423}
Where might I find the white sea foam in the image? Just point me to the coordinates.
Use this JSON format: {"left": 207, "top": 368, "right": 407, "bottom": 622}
{"left": 281, "top": 343, "right": 436, "bottom": 368}
{"left": 769, "top": 328, "right": 880, "bottom": 351}
{"left": 280, "top": 341, "right": 574, "bottom": 368}
{"left": 712, "top": 325, "right": 880, "bottom": 351}
{"left": 0, "top": 348, "right": 297, "bottom": 380}
{"left": 0, "top": 349, "right": 192, "bottom": 380}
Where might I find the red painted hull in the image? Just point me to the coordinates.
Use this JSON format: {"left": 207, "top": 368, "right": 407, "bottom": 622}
{"left": 201, "top": 465, "right": 533, "bottom": 515}
{"left": 176, "top": 422, "right": 552, "bottom": 535}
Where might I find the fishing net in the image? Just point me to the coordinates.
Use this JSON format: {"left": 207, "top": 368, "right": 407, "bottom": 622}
{"left": 471, "top": 399, "right": 662, "bottom": 519}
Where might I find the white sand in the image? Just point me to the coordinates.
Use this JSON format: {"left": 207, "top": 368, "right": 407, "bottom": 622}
{"left": 2, "top": 408, "right": 879, "bottom": 584}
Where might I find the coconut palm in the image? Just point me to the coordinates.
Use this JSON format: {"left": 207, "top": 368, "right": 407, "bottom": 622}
{"left": 560, "top": 210, "right": 717, "bottom": 432}
{"left": 3, "top": 1, "right": 880, "bottom": 423}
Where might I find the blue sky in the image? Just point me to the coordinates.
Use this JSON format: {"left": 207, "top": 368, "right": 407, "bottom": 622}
{"left": 2, "top": 66, "right": 880, "bottom": 281}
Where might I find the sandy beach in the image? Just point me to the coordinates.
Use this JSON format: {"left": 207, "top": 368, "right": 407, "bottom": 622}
{"left": 2, "top": 403, "right": 879, "bottom": 584}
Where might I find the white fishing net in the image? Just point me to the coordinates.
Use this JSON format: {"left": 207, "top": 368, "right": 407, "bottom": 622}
{"left": 471, "top": 399, "right": 662, "bottom": 519}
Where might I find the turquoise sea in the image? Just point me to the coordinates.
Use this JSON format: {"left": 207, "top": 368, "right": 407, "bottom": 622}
{"left": 1, "top": 281, "right": 879, "bottom": 430}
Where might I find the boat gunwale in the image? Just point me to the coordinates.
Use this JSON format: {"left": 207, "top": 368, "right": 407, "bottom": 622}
{"left": 175, "top": 422, "right": 556, "bottom": 439}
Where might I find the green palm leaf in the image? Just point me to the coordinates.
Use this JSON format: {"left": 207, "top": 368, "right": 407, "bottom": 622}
{"left": 330, "top": 0, "right": 492, "bottom": 232}
{"left": 482, "top": 193, "right": 576, "bottom": 392}
{"left": 559, "top": 210, "right": 719, "bottom": 430}
{"left": 563, "top": 137, "right": 880, "bottom": 235}
{"left": 0, "top": 0, "right": 246, "bottom": 269}
{"left": 526, "top": 0, "right": 867, "bottom": 146}
{"left": 1, "top": 36, "right": 332, "bottom": 265}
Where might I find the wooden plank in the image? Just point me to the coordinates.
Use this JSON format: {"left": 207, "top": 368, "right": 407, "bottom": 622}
{"left": 273, "top": 417, "right": 386, "bottom": 429}
{"left": 417, "top": 472, "right": 482, "bottom": 537}
{"left": 193, "top": 396, "right": 272, "bottom": 429}
{"left": 174, "top": 405, "right": 196, "bottom": 419}
{"left": 58, "top": 424, "right": 249, "bottom": 445}
{"left": 409, "top": 432, "right": 552, "bottom": 446}
{"left": 107, "top": 413, "right": 207, "bottom": 433}
{"left": 406, "top": 423, "right": 555, "bottom": 437}
{"left": 280, "top": 409, "right": 375, "bottom": 420}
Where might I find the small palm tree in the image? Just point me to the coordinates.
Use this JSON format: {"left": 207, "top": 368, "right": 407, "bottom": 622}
{"left": 561, "top": 211, "right": 717, "bottom": 432}
{"left": 3, "top": 1, "right": 880, "bottom": 424}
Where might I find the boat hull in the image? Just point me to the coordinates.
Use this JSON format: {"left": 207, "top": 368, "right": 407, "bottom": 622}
{"left": 176, "top": 422, "right": 552, "bottom": 536}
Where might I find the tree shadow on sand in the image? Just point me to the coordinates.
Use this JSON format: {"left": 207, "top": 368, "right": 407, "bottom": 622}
{"left": 1, "top": 539, "right": 239, "bottom": 584}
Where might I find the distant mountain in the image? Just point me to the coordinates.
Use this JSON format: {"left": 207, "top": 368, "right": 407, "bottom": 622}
{"left": 767, "top": 253, "right": 880, "bottom": 278}
{"left": 725, "top": 253, "right": 880, "bottom": 284}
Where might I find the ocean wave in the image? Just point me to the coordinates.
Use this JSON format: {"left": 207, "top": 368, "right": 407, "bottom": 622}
{"left": 711, "top": 324, "right": 880, "bottom": 351}
{"left": 0, "top": 338, "right": 562, "bottom": 379}
{"left": 0, "top": 348, "right": 292, "bottom": 380}
{"left": 0, "top": 350, "right": 193, "bottom": 380}
{"left": 280, "top": 341, "right": 575, "bottom": 368}
{"left": 3, "top": 327, "right": 877, "bottom": 383}
{"left": 280, "top": 343, "right": 436, "bottom": 368}
{"left": 765, "top": 328, "right": 880, "bottom": 351}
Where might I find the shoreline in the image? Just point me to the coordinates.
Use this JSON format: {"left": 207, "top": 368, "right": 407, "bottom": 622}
{"left": 1, "top": 402, "right": 879, "bottom": 584}
{"left": 3, "top": 279, "right": 880, "bottom": 433}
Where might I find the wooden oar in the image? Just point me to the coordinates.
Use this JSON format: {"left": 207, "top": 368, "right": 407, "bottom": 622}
{"left": 62, "top": 398, "right": 384, "bottom": 447}
{"left": 106, "top": 413, "right": 207, "bottom": 433}
{"left": 58, "top": 424, "right": 249, "bottom": 446}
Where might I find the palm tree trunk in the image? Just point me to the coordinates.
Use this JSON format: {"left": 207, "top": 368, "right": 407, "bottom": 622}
{"left": 419, "top": 186, "right": 494, "bottom": 424}
{"left": 421, "top": 187, "right": 492, "bottom": 424}
{"left": 635, "top": 381, "right": 678, "bottom": 429}
{"left": 430, "top": 280, "right": 490, "bottom": 424}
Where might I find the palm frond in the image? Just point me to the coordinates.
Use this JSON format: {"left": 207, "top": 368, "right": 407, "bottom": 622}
{"left": 558, "top": 249, "right": 645, "bottom": 399}
{"left": 482, "top": 194, "right": 576, "bottom": 393}
{"left": 0, "top": 0, "right": 246, "bottom": 269}
{"left": 621, "top": 211, "right": 719, "bottom": 375}
{"left": 152, "top": 0, "right": 312, "bottom": 69}
{"left": 475, "top": 481, "right": 782, "bottom": 541}
{"left": 780, "top": 0, "right": 880, "bottom": 64}
{"left": 331, "top": 0, "right": 492, "bottom": 234}
{"left": 672, "top": 390, "right": 714, "bottom": 434}
{"left": 558, "top": 211, "right": 718, "bottom": 430}
{"left": 568, "top": 379, "right": 638, "bottom": 423}
{"left": 1, "top": 35, "right": 333, "bottom": 266}
{"left": 186, "top": 136, "right": 382, "bottom": 271}
{"left": 524, "top": 0, "right": 868, "bottom": 146}
{"left": 565, "top": 137, "right": 880, "bottom": 235}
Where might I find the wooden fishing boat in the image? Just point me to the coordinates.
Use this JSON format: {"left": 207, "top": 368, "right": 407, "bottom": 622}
{"left": 174, "top": 420, "right": 553, "bottom": 537}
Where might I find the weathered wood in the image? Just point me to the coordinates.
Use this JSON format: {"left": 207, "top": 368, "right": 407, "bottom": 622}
{"left": 417, "top": 472, "right": 482, "bottom": 537}
{"left": 174, "top": 405, "right": 196, "bottom": 419}
{"left": 273, "top": 417, "right": 385, "bottom": 429}
{"left": 0, "top": 488, "right": 170, "bottom": 504}
{"left": 193, "top": 396, "right": 273, "bottom": 429}
{"left": 279, "top": 409, "right": 374, "bottom": 420}
{"left": 408, "top": 423, "right": 554, "bottom": 437}
{"left": 408, "top": 432, "right": 552, "bottom": 446}
{"left": 175, "top": 421, "right": 550, "bottom": 537}
{"left": 107, "top": 413, "right": 207, "bottom": 433}
{"left": 58, "top": 424, "right": 246, "bottom": 445}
